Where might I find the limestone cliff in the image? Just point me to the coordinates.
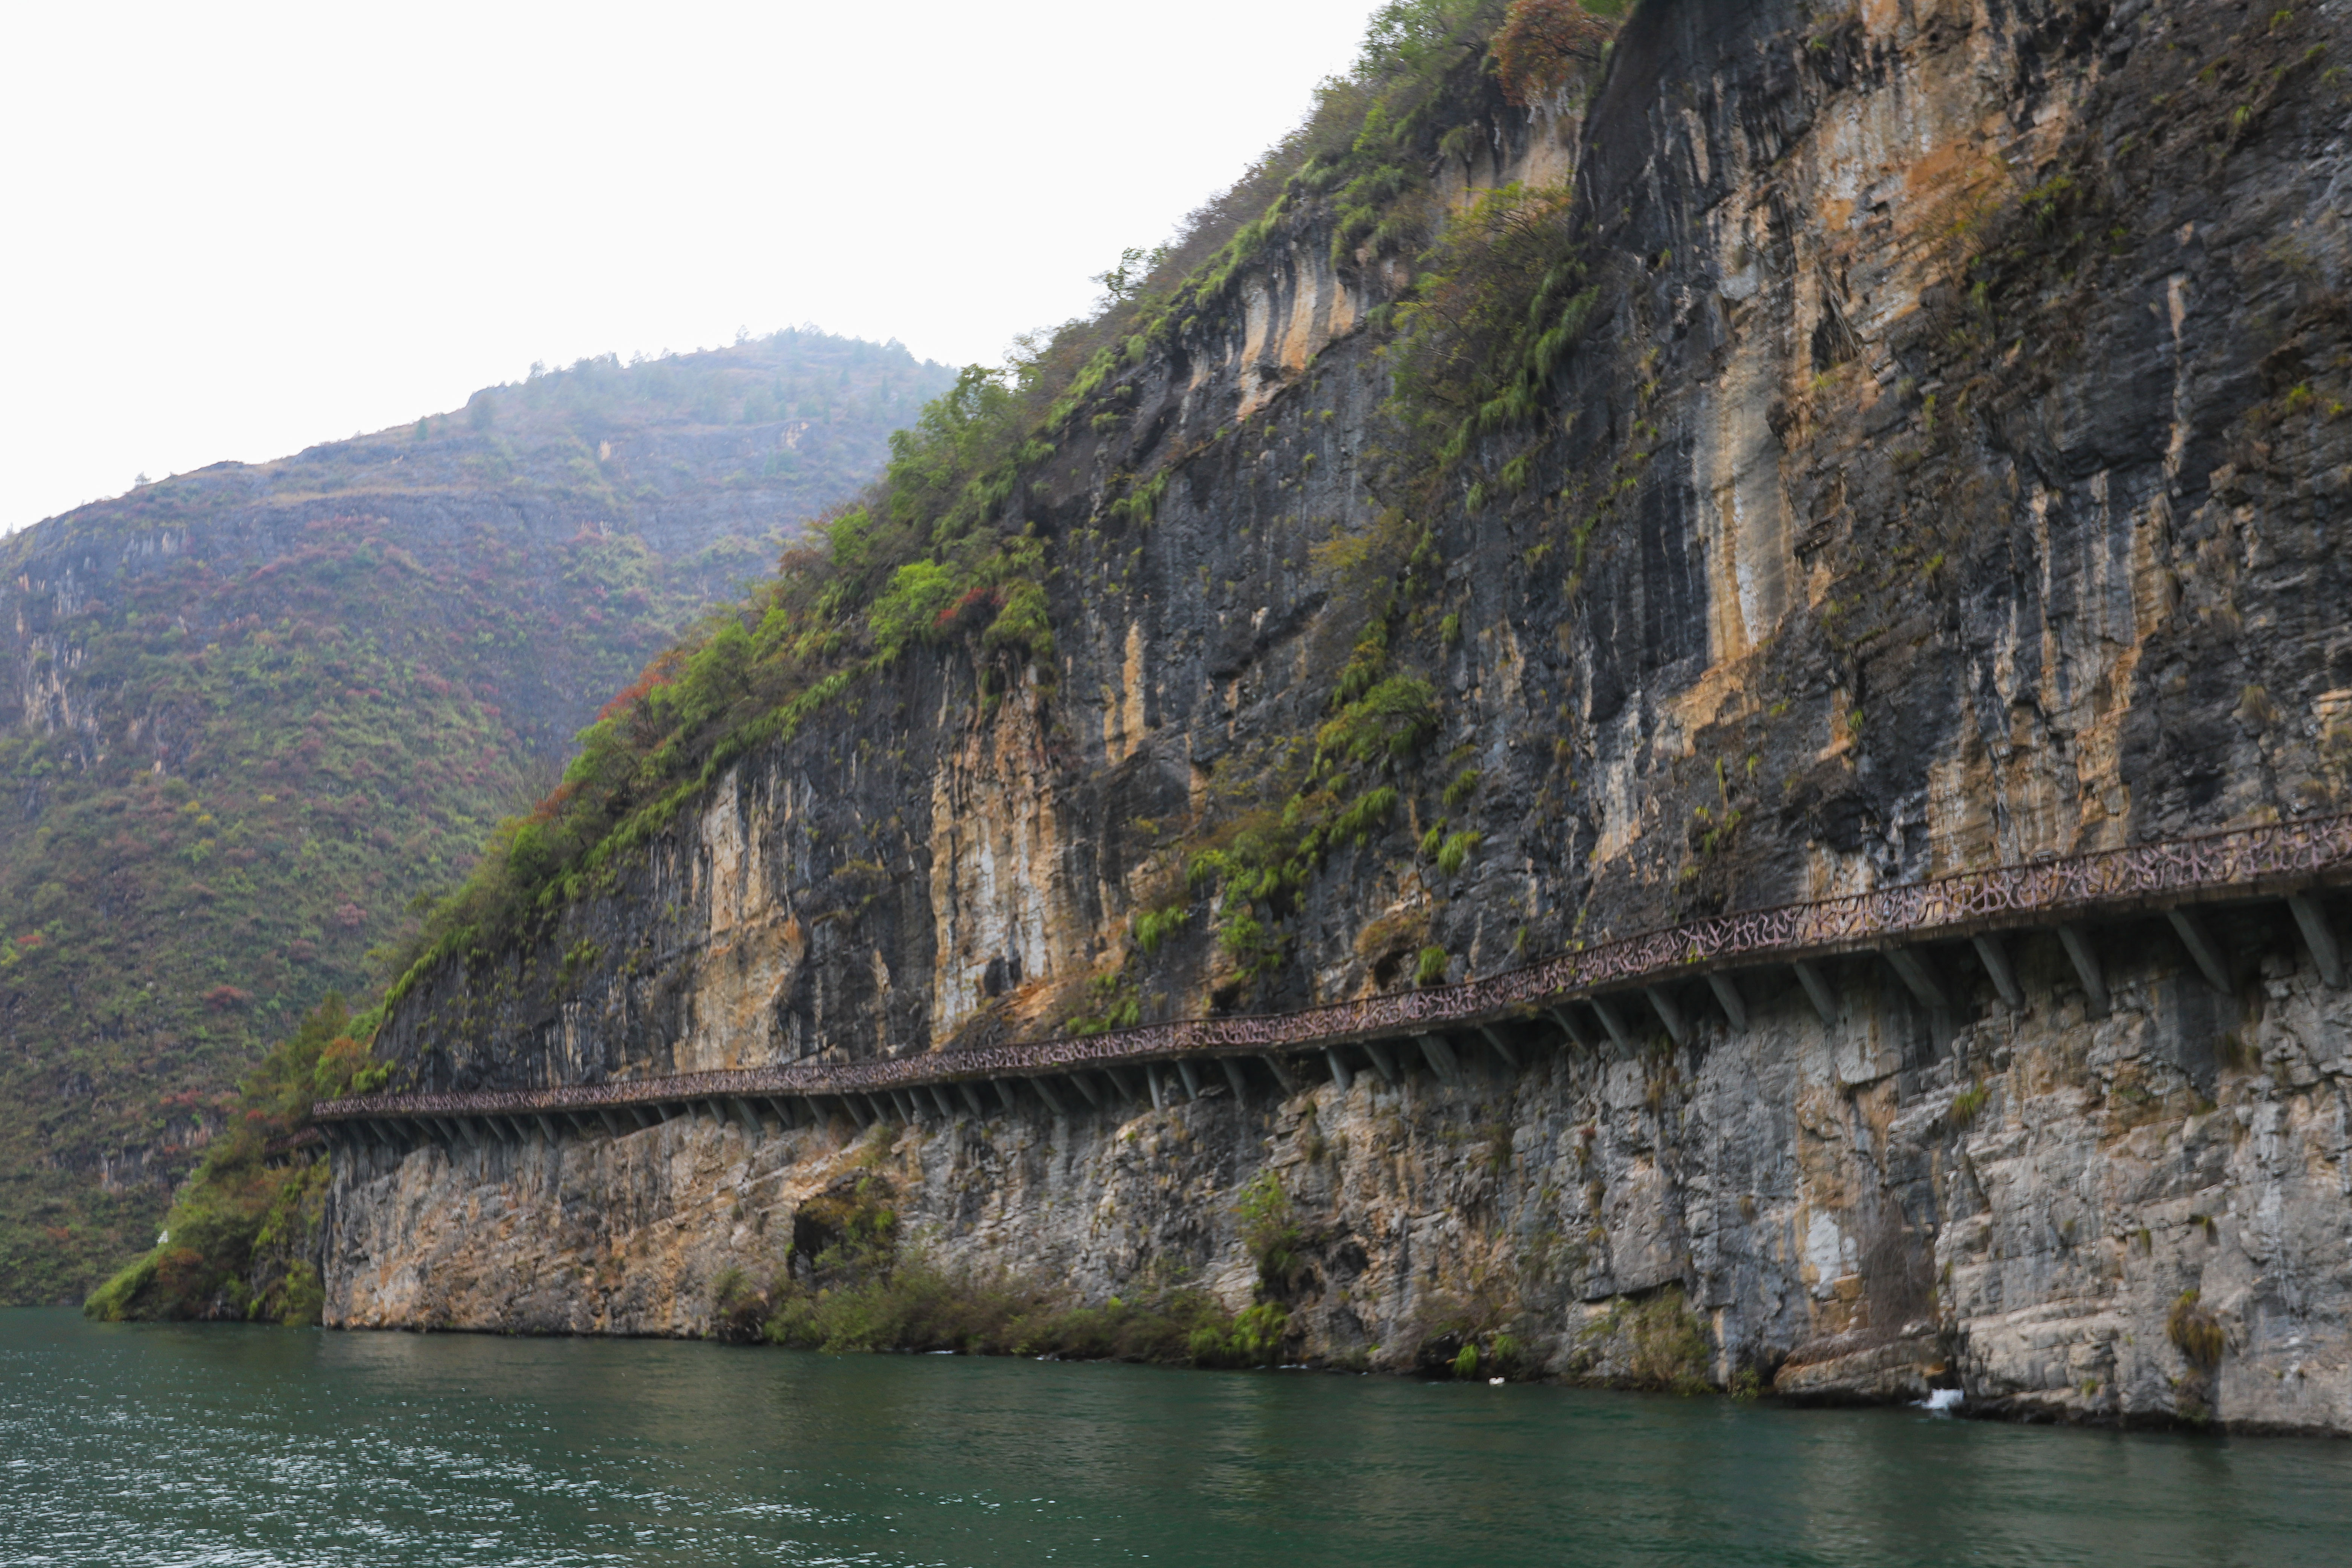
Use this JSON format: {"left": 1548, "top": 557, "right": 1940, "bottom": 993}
{"left": 327, "top": 0, "right": 2352, "bottom": 1433}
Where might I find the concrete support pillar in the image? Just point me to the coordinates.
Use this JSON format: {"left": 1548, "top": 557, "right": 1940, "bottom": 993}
{"left": 1971, "top": 934, "right": 2024, "bottom": 1009}
{"left": 1416, "top": 1034, "right": 1462, "bottom": 1087}
{"left": 991, "top": 1078, "right": 1021, "bottom": 1115}
{"left": 2166, "top": 908, "right": 2233, "bottom": 994}
{"left": 1644, "top": 986, "right": 1690, "bottom": 1047}
{"left": 1259, "top": 1054, "right": 1299, "bottom": 1095}
{"left": 1146, "top": 1064, "right": 1168, "bottom": 1110}
{"left": 2290, "top": 893, "right": 2345, "bottom": 988}
{"left": 1360, "top": 1041, "right": 1399, "bottom": 1086}
{"left": 1220, "top": 1057, "right": 1252, "bottom": 1098}
{"left": 1548, "top": 1006, "right": 1599, "bottom": 1049}
{"left": 1882, "top": 947, "right": 1949, "bottom": 1011}
{"left": 1324, "top": 1049, "right": 1353, "bottom": 1093}
{"left": 1589, "top": 997, "right": 1635, "bottom": 1049}
{"left": 2058, "top": 925, "right": 2109, "bottom": 1016}
{"left": 957, "top": 1080, "right": 989, "bottom": 1118}
{"left": 1478, "top": 1025, "right": 1521, "bottom": 1069}
{"left": 1176, "top": 1060, "right": 1203, "bottom": 1102}
{"left": 1068, "top": 1071, "right": 1103, "bottom": 1108}
{"left": 1792, "top": 962, "right": 1839, "bottom": 1025}
{"left": 1705, "top": 974, "right": 1748, "bottom": 1032}
{"left": 1033, "top": 1075, "right": 1071, "bottom": 1116}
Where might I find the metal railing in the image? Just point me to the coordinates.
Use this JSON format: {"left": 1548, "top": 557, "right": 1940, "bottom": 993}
{"left": 315, "top": 812, "right": 2352, "bottom": 1123}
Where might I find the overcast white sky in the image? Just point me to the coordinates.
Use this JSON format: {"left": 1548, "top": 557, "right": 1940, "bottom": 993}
{"left": 0, "top": 0, "right": 1388, "bottom": 533}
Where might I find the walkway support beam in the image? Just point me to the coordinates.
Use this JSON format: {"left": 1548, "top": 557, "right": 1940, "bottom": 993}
{"left": 1793, "top": 962, "right": 1838, "bottom": 1026}
{"left": 1325, "top": 1049, "right": 1354, "bottom": 1093}
{"left": 2290, "top": 893, "right": 2345, "bottom": 988}
{"left": 1972, "top": 934, "right": 2023, "bottom": 1009}
{"left": 2058, "top": 925, "right": 2109, "bottom": 1016}
{"left": 1550, "top": 1006, "right": 1599, "bottom": 1050}
{"left": 1644, "top": 987, "right": 1689, "bottom": 1047}
{"left": 2165, "top": 908, "right": 2233, "bottom": 995}
{"left": 1882, "top": 947, "right": 1949, "bottom": 1012}
{"left": 1706, "top": 973, "right": 1748, "bottom": 1032}
{"left": 1417, "top": 1034, "right": 1462, "bottom": 1088}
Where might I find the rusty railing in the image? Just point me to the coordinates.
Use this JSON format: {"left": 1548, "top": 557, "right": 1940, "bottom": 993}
{"left": 315, "top": 812, "right": 2352, "bottom": 1124}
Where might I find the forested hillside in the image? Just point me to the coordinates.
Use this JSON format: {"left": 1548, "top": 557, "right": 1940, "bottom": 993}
{"left": 2, "top": 329, "right": 952, "bottom": 1302}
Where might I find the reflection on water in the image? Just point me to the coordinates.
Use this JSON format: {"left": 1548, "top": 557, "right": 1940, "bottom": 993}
{"left": 4, "top": 1308, "right": 2349, "bottom": 1566}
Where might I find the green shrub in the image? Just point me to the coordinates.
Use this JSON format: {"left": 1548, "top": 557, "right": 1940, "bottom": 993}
{"left": 1237, "top": 1171, "right": 1302, "bottom": 1290}
{"left": 87, "top": 997, "right": 382, "bottom": 1323}
{"left": 759, "top": 1168, "right": 1269, "bottom": 1366}
{"left": 868, "top": 560, "right": 961, "bottom": 657}
{"left": 1435, "top": 828, "right": 1483, "bottom": 876}
{"left": 1416, "top": 945, "right": 1451, "bottom": 986}
{"left": 1135, "top": 903, "right": 1190, "bottom": 956}
{"left": 1580, "top": 1288, "right": 1714, "bottom": 1393}
{"left": 2168, "top": 1289, "right": 2225, "bottom": 1369}
{"left": 1316, "top": 675, "right": 1439, "bottom": 767}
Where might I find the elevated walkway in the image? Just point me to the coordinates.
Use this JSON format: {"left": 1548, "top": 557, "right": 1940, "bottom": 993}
{"left": 313, "top": 813, "right": 2352, "bottom": 1149}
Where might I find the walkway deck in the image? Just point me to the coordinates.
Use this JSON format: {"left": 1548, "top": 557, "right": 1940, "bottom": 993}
{"left": 314, "top": 813, "right": 2352, "bottom": 1140}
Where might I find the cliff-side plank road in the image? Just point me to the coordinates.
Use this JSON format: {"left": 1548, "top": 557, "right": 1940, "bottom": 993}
{"left": 314, "top": 812, "right": 2352, "bottom": 1144}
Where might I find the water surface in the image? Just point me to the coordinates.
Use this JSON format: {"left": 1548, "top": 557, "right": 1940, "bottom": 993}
{"left": 5, "top": 1309, "right": 2348, "bottom": 1566}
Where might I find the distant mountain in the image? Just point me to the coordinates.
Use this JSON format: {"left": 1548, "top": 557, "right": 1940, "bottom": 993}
{"left": 0, "top": 329, "right": 954, "bottom": 1302}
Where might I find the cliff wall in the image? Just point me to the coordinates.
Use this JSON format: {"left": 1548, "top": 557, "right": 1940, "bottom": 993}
{"left": 328, "top": 0, "right": 2352, "bottom": 1432}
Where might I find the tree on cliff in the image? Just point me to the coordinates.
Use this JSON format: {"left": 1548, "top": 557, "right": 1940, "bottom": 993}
{"left": 1491, "top": 0, "right": 1620, "bottom": 107}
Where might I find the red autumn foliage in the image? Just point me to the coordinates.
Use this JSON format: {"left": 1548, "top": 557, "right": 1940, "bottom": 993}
{"left": 1492, "top": 0, "right": 1614, "bottom": 107}
{"left": 203, "top": 984, "right": 251, "bottom": 1011}
{"left": 597, "top": 647, "right": 686, "bottom": 722}
{"left": 935, "top": 585, "right": 1003, "bottom": 636}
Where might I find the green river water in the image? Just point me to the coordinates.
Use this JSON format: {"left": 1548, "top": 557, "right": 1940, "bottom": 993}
{"left": 5, "top": 1309, "right": 2349, "bottom": 1566}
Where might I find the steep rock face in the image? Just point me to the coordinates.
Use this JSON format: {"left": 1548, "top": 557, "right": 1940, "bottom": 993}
{"left": 333, "top": 0, "right": 2352, "bottom": 1430}
{"left": 327, "top": 918, "right": 2352, "bottom": 1432}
